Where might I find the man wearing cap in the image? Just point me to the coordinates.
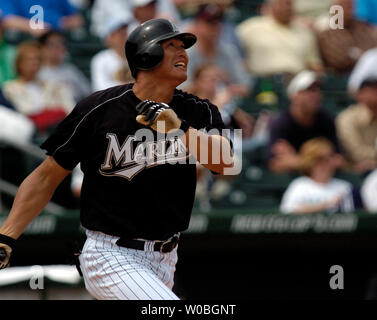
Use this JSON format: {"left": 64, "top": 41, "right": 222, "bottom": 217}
{"left": 0, "top": 18, "right": 233, "bottom": 300}
{"left": 267, "top": 70, "right": 343, "bottom": 173}
{"left": 91, "top": 18, "right": 133, "bottom": 91}
{"left": 336, "top": 78, "right": 377, "bottom": 173}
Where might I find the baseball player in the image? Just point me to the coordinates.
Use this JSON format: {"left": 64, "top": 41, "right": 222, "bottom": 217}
{"left": 0, "top": 18, "right": 234, "bottom": 300}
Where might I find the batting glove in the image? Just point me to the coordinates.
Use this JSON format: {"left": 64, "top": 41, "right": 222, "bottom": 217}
{"left": 135, "top": 100, "right": 189, "bottom": 134}
{"left": 0, "top": 234, "right": 16, "bottom": 269}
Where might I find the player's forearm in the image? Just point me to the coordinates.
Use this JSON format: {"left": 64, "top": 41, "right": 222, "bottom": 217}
{"left": 0, "top": 158, "right": 69, "bottom": 239}
{"left": 182, "top": 128, "right": 234, "bottom": 174}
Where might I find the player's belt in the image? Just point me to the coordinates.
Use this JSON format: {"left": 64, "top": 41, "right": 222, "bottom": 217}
{"left": 116, "top": 233, "right": 180, "bottom": 253}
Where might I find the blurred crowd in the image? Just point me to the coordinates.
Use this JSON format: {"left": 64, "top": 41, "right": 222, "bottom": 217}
{"left": 0, "top": 0, "right": 377, "bottom": 215}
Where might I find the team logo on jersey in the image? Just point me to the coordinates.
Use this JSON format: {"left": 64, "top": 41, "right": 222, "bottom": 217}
{"left": 99, "top": 133, "right": 190, "bottom": 180}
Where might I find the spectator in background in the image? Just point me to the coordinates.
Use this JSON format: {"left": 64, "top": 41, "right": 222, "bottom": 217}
{"left": 183, "top": 3, "right": 252, "bottom": 90}
{"left": 355, "top": 0, "right": 377, "bottom": 26}
{"left": 38, "top": 30, "right": 91, "bottom": 102}
{"left": 187, "top": 63, "right": 251, "bottom": 207}
{"left": 348, "top": 47, "right": 377, "bottom": 97}
{"left": 90, "top": 0, "right": 181, "bottom": 38}
{"left": 336, "top": 77, "right": 377, "bottom": 174}
{"left": 128, "top": 0, "right": 160, "bottom": 35}
{"left": 293, "top": 0, "right": 332, "bottom": 27}
{"left": 267, "top": 70, "right": 343, "bottom": 173}
{"left": 91, "top": 18, "right": 133, "bottom": 91}
{"left": 316, "top": 0, "right": 377, "bottom": 74}
{"left": 361, "top": 168, "right": 377, "bottom": 213}
{"left": 0, "top": 16, "right": 16, "bottom": 86}
{"left": 236, "top": 0, "right": 323, "bottom": 77}
{"left": 180, "top": 1, "right": 247, "bottom": 61}
{"left": 0, "top": 0, "right": 84, "bottom": 36}
{"left": 186, "top": 63, "right": 254, "bottom": 139}
{"left": 90, "top": 0, "right": 133, "bottom": 38}
{"left": 2, "top": 41, "right": 75, "bottom": 134}
{"left": 280, "top": 137, "right": 353, "bottom": 214}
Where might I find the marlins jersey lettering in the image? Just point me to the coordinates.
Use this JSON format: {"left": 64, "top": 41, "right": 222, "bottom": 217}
{"left": 40, "top": 83, "right": 226, "bottom": 240}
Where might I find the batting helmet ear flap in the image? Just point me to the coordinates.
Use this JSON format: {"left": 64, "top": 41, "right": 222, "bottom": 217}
{"left": 135, "top": 42, "right": 165, "bottom": 71}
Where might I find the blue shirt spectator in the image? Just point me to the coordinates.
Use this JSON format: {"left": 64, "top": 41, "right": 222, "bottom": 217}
{"left": 0, "top": 0, "right": 83, "bottom": 35}
{"left": 355, "top": 0, "right": 377, "bottom": 25}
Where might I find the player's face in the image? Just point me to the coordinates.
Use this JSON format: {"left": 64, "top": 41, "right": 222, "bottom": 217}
{"left": 153, "top": 38, "right": 189, "bottom": 85}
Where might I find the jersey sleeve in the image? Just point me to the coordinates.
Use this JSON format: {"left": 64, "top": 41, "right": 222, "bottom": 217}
{"left": 40, "top": 101, "right": 92, "bottom": 170}
{"left": 178, "top": 91, "right": 227, "bottom": 133}
{"left": 194, "top": 98, "right": 234, "bottom": 151}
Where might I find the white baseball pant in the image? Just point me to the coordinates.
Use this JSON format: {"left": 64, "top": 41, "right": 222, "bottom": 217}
{"left": 79, "top": 229, "right": 180, "bottom": 300}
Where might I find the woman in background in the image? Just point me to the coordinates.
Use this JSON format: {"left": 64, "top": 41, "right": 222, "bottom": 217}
{"left": 2, "top": 41, "right": 75, "bottom": 135}
{"left": 280, "top": 137, "right": 353, "bottom": 214}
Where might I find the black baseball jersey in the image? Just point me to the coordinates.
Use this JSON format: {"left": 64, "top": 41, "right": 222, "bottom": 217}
{"left": 41, "top": 83, "right": 227, "bottom": 240}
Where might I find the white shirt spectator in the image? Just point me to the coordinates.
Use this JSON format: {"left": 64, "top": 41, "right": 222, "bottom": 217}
{"left": 2, "top": 79, "right": 75, "bottom": 116}
{"left": 91, "top": 49, "right": 130, "bottom": 91}
{"left": 0, "top": 105, "right": 35, "bottom": 144}
{"left": 361, "top": 169, "right": 377, "bottom": 213}
{"left": 280, "top": 176, "right": 352, "bottom": 214}
{"left": 348, "top": 47, "right": 377, "bottom": 96}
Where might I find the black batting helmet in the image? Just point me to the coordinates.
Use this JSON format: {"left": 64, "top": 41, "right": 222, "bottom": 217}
{"left": 125, "top": 18, "right": 196, "bottom": 78}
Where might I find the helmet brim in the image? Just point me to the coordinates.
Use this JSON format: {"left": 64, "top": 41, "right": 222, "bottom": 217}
{"left": 155, "top": 31, "right": 197, "bottom": 49}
